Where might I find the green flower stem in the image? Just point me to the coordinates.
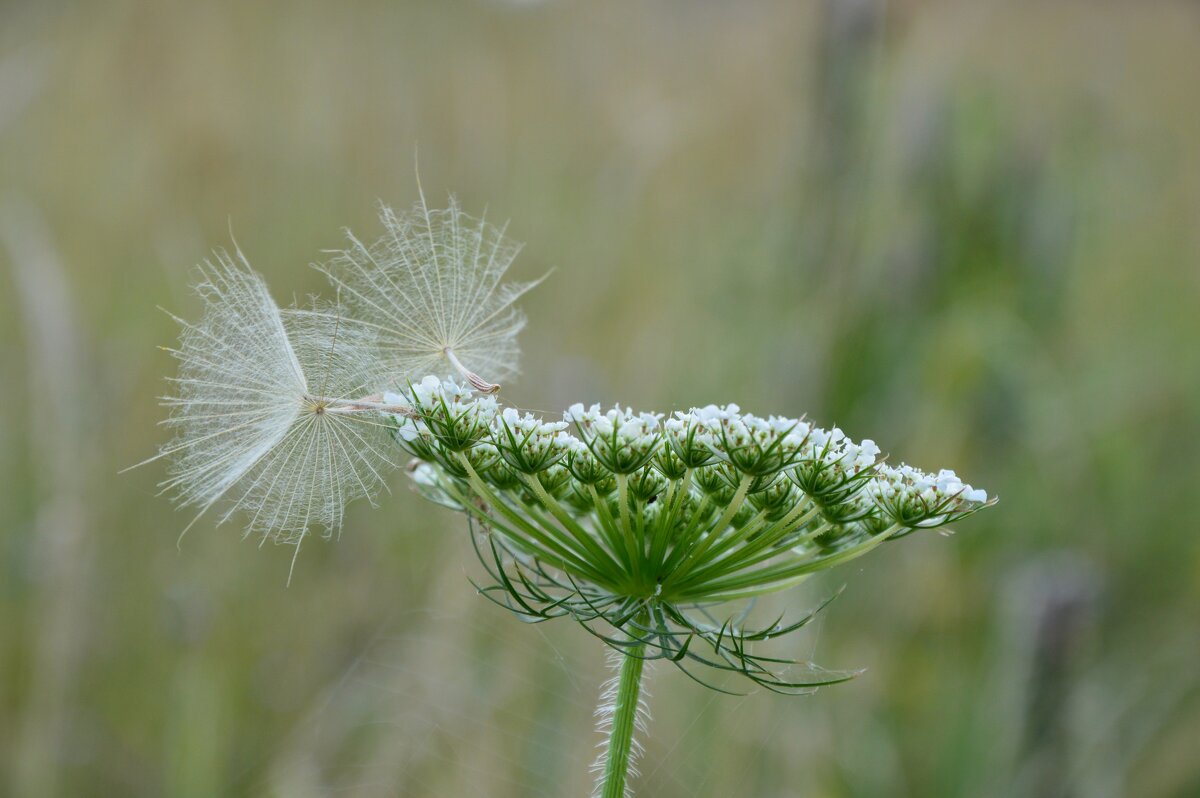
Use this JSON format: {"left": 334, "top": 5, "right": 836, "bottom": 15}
{"left": 600, "top": 626, "right": 649, "bottom": 798}
{"left": 672, "top": 507, "right": 767, "bottom": 583}
{"left": 588, "top": 484, "right": 633, "bottom": 571}
{"left": 614, "top": 474, "right": 642, "bottom": 582}
{"left": 521, "top": 473, "right": 623, "bottom": 577}
{"left": 666, "top": 474, "right": 752, "bottom": 577}
{"left": 747, "top": 497, "right": 819, "bottom": 551}
{"left": 647, "top": 468, "right": 692, "bottom": 569}
{"left": 669, "top": 503, "right": 824, "bottom": 591}
{"left": 455, "top": 455, "right": 605, "bottom": 582}
{"left": 658, "top": 494, "right": 712, "bottom": 573}
{"left": 644, "top": 481, "right": 676, "bottom": 569}
{"left": 440, "top": 477, "right": 576, "bottom": 569}
{"left": 676, "top": 523, "right": 904, "bottom": 601}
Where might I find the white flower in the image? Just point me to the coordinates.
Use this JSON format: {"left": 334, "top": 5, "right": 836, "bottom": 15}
{"left": 868, "top": 463, "right": 990, "bottom": 527}
{"left": 569, "top": 405, "right": 662, "bottom": 474}
{"left": 696, "top": 403, "right": 740, "bottom": 427}
{"left": 566, "top": 402, "right": 602, "bottom": 424}
{"left": 405, "top": 375, "right": 475, "bottom": 407}
{"left": 808, "top": 432, "right": 880, "bottom": 473}
{"left": 705, "top": 407, "right": 807, "bottom": 477}
{"left": 664, "top": 408, "right": 721, "bottom": 468}
{"left": 492, "top": 408, "right": 577, "bottom": 473}
{"left": 786, "top": 425, "right": 880, "bottom": 509}
{"left": 402, "top": 374, "right": 498, "bottom": 451}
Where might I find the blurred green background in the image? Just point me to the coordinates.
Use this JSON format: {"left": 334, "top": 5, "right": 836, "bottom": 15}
{"left": 2, "top": 1, "right": 1198, "bottom": 796}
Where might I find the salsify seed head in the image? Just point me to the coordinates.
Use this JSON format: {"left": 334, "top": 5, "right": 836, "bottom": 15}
{"left": 315, "top": 193, "right": 545, "bottom": 392}
{"left": 134, "top": 193, "right": 548, "bottom": 574}
{"left": 145, "top": 252, "right": 398, "bottom": 547}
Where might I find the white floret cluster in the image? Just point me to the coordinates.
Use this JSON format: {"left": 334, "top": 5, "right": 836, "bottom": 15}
{"left": 869, "top": 463, "right": 990, "bottom": 527}
{"left": 493, "top": 407, "right": 580, "bottom": 474}
{"left": 805, "top": 427, "right": 881, "bottom": 473}
{"left": 663, "top": 406, "right": 722, "bottom": 467}
{"left": 788, "top": 426, "right": 882, "bottom": 510}
{"left": 399, "top": 383, "right": 992, "bottom": 543}
{"left": 393, "top": 376, "right": 498, "bottom": 452}
{"left": 713, "top": 408, "right": 811, "bottom": 475}
{"left": 567, "top": 403, "right": 664, "bottom": 474}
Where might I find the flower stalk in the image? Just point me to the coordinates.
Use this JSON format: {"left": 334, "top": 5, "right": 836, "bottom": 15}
{"left": 598, "top": 622, "right": 649, "bottom": 798}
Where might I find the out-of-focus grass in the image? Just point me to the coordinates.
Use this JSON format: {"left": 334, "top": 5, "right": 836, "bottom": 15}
{"left": 1, "top": 1, "right": 1198, "bottom": 796}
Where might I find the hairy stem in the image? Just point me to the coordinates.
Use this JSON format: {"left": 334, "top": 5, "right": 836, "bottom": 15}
{"left": 597, "top": 624, "right": 652, "bottom": 792}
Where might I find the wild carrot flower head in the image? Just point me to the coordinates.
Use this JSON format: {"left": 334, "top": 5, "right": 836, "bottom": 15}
{"left": 404, "top": 391, "right": 996, "bottom": 692}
